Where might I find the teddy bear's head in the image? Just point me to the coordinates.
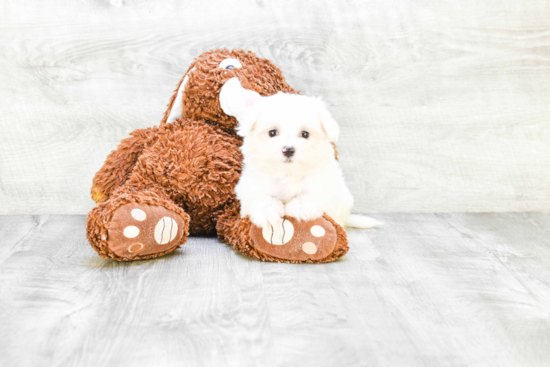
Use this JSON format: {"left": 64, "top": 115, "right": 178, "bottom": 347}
{"left": 161, "top": 48, "right": 297, "bottom": 131}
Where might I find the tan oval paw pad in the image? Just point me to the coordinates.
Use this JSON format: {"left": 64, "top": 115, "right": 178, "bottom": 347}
{"left": 131, "top": 208, "right": 146, "bottom": 221}
{"left": 261, "top": 219, "right": 294, "bottom": 245}
{"left": 310, "top": 225, "right": 325, "bottom": 237}
{"left": 154, "top": 217, "right": 179, "bottom": 245}
{"left": 123, "top": 226, "right": 140, "bottom": 238}
{"left": 302, "top": 242, "right": 318, "bottom": 255}
{"left": 128, "top": 243, "right": 144, "bottom": 253}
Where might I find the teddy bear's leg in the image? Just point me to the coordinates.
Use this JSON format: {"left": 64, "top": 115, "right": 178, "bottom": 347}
{"left": 86, "top": 185, "right": 190, "bottom": 261}
{"left": 216, "top": 203, "right": 349, "bottom": 263}
{"left": 91, "top": 128, "right": 155, "bottom": 203}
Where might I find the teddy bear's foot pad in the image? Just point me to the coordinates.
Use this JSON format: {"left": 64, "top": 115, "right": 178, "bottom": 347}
{"left": 107, "top": 203, "right": 186, "bottom": 259}
{"left": 250, "top": 216, "right": 337, "bottom": 262}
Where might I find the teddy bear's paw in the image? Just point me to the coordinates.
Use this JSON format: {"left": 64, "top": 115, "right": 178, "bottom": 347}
{"left": 249, "top": 215, "right": 338, "bottom": 262}
{"left": 106, "top": 203, "right": 188, "bottom": 259}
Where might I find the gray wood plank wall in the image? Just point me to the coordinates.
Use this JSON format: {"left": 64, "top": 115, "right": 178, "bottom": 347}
{"left": 1, "top": 0, "right": 550, "bottom": 214}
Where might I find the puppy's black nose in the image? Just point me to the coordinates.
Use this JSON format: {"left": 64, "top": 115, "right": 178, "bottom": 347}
{"left": 282, "top": 146, "right": 295, "bottom": 157}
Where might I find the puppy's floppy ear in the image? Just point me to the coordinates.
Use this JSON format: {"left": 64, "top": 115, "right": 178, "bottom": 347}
{"left": 315, "top": 98, "right": 340, "bottom": 143}
{"left": 236, "top": 106, "right": 261, "bottom": 137}
{"left": 219, "top": 77, "right": 262, "bottom": 137}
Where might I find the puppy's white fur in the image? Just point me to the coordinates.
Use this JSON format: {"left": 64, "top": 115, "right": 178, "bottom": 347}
{"left": 234, "top": 92, "right": 381, "bottom": 230}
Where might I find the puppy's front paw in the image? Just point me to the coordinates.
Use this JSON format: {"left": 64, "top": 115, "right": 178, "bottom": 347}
{"left": 285, "top": 200, "right": 323, "bottom": 222}
{"left": 248, "top": 200, "right": 285, "bottom": 229}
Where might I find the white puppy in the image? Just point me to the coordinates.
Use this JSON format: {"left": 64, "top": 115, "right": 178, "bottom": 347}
{"left": 220, "top": 78, "right": 381, "bottom": 230}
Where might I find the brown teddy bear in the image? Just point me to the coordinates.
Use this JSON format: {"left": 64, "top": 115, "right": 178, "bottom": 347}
{"left": 86, "top": 48, "right": 349, "bottom": 263}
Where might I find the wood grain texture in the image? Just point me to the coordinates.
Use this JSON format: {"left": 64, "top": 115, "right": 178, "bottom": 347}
{"left": 1, "top": 0, "right": 550, "bottom": 214}
{"left": 1, "top": 213, "right": 549, "bottom": 366}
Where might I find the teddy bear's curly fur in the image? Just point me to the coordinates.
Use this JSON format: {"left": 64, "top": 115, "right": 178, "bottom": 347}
{"left": 86, "top": 48, "right": 349, "bottom": 263}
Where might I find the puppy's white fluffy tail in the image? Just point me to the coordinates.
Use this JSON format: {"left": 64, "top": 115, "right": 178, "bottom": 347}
{"left": 344, "top": 214, "right": 383, "bottom": 229}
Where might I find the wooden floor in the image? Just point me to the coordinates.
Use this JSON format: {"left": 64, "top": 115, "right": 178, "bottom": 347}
{"left": 1, "top": 213, "right": 549, "bottom": 367}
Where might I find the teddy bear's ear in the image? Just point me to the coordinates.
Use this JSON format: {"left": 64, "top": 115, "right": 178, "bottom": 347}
{"left": 219, "top": 77, "right": 262, "bottom": 137}
{"left": 162, "top": 65, "right": 196, "bottom": 125}
{"left": 315, "top": 98, "right": 340, "bottom": 143}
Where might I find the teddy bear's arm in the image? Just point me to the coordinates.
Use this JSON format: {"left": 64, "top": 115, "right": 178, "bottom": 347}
{"left": 90, "top": 128, "right": 152, "bottom": 203}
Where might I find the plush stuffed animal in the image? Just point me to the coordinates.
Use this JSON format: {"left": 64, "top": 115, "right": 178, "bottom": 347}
{"left": 86, "top": 48, "right": 349, "bottom": 263}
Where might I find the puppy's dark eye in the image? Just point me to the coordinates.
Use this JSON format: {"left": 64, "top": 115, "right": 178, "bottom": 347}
{"left": 301, "top": 131, "right": 309, "bottom": 139}
{"left": 225, "top": 65, "right": 234, "bottom": 70}
{"left": 269, "top": 129, "right": 278, "bottom": 137}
